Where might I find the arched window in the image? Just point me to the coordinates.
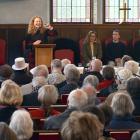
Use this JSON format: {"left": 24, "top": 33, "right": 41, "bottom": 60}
{"left": 51, "top": 0, "right": 92, "bottom": 23}
{"left": 104, "top": 0, "right": 140, "bottom": 23}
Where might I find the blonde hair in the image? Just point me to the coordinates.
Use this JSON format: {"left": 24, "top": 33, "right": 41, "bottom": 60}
{"left": 0, "top": 80, "right": 23, "bottom": 106}
{"left": 27, "top": 16, "right": 46, "bottom": 34}
{"left": 61, "top": 111, "right": 103, "bottom": 140}
{"left": 38, "top": 85, "right": 58, "bottom": 106}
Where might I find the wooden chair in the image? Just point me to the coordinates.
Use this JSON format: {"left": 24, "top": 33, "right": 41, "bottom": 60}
{"left": 110, "top": 131, "right": 131, "bottom": 140}
{"left": 0, "top": 38, "right": 6, "bottom": 65}
{"left": 50, "top": 104, "right": 67, "bottom": 113}
{"left": 54, "top": 49, "right": 74, "bottom": 64}
{"left": 39, "top": 132, "right": 61, "bottom": 140}
{"left": 60, "top": 94, "right": 69, "bottom": 105}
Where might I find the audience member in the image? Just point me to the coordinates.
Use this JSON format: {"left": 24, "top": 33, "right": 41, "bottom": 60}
{"left": 116, "top": 68, "right": 133, "bottom": 91}
{"left": 81, "top": 59, "right": 103, "bottom": 83}
{"left": 97, "top": 66, "right": 117, "bottom": 96}
{"left": 131, "top": 130, "right": 140, "bottom": 140}
{"left": 0, "top": 80, "right": 23, "bottom": 123}
{"left": 22, "top": 76, "right": 47, "bottom": 106}
{"left": 59, "top": 64, "right": 80, "bottom": 94}
{"left": 61, "top": 111, "right": 103, "bottom": 140}
{"left": 61, "top": 58, "right": 71, "bottom": 69}
{"left": 0, "top": 64, "right": 13, "bottom": 87}
{"left": 21, "top": 64, "right": 49, "bottom": 95}
{"left": 0, "top": 122, "right": 17, "bottom": 140}
{"left": 105, "top": 29, "right": 126, "bottom": 65}
{"left": 82, "top": 30, "right": 102, "bottom": 66}
{"left": 124, "top": 60, "right": 139, "bottom": 75}
{"left": 127, "top": 77, "right": 140, "bottom": 115}
{"left": 11, "top": 57, "right": 33, "bottom": 86}
{"left": 107, "top": 92, "right": 140, "bottom": 129}
{"left": 47, "top": 59, "right": 65, "bottom": 85}
{"left": 121, "top": 55, "right": 133, "bottom": 66}
{"left": 44, "top": 89, "right": 88, "bottom": 130}
{"left": 29, "top": 85, "right": 60, "bottom": 118}
{"left": 9, "top": 110, "right": 33, "bottom": 140}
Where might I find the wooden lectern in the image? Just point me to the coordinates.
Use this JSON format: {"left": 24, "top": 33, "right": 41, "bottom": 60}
{"left": 34, "top": 44, "right": 55, "bottom": 67}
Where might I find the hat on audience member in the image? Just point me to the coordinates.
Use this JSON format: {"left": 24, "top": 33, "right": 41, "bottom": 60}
{"left": 12, "top": 57, "right": 28, "bottom": 70}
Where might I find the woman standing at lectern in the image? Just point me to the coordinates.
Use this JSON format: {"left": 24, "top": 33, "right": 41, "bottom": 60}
{"left": 24, "top": 16, "right": 57, "bottom": 67}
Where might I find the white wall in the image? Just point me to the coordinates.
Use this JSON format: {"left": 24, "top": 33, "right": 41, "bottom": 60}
{"left": 0, "top": 0, "right": 102, "bottom": 24}
{"left": 0, "top": 0, "right": 50, "bottom": 24}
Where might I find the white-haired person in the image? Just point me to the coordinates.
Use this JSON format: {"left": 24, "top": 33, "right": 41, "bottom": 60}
{"left": 44, "top": 89, "right": 88, "bottom": 130}
{"left": 124, "top": 60, "right": 139, "bottom": 76}
{"left": 61, "top": 111, "right": 103, "bottom": 140}
{"left": 9, "top": 110, "right": 33, "bottom": 140}
{"left": 81, "top": 59, "right": 103, "bottom": 84}
{"left": 21, "top": 64, "right": 49, "bottom": 95}
{"left": 29, "top": 85, "right": 60, "bottom": 118}
{"left": 47, "top": 59, "right": 65, "bottom": 85}
{"left": 0, "top": 79, "right": 23, "bottom": 124}
{"left": 59, "top": 64, "right": 80, "bottom": 95}
{"left": 82, "top": 75, "right": 100, "bottom": 105}
{"left": 106, "top": 92, "right": 140, "bottom": 129}
{"left": 116, "top": 68, "right": 133, "bottom": 91}
{"left": 22, "top": 76, "right": 47, "bottom": 106}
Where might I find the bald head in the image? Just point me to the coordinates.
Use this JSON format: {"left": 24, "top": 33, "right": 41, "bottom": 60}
{"left": 90, "top": 59, "right": 102, "bottom": 72}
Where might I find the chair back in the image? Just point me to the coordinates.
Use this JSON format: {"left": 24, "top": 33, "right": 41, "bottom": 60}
{"left": 54, "top": 49, "right": 74, "bottom": 64}
{"left": 0, "top": 39, "right": 6, "bottom": 64}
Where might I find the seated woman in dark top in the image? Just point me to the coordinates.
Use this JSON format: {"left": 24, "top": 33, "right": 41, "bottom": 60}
{"left": 0, "top": 80, "right": 23, "bottom": 124}
{"left": 24, "top": 15, "right": 57, "bottom": 67}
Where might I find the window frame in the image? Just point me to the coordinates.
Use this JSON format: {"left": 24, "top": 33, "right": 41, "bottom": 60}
{"left": 50, "top": 0, "right": 93, "bottom": 24}
{"left": 103, "top": 0, "right": 140, "bottom": 24}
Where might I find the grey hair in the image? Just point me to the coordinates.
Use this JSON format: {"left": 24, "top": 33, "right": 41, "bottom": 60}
{"left": 83, "top": 75, "right": 99, "bottom": 88}
{"left": 9, "top": 110, "right": 33, "bottom": 140}
{"left": 31, "top": 65, "right": 49, "bottom": 78}
{"left": 111, "top": 92, "right": 135, "bottom": 116}
{"left": 38, "top": 85, "right": 58, "bottom": 106}
{"left": 68, "top": 89, "right": 88, "bottom": 109}
{"left": 32, "top": 76, "right": 47, "bottom": 87}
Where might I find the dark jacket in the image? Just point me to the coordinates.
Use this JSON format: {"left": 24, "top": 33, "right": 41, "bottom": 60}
{"left": 107, "top": 114, "right": 140, "bottom": 130}
{"left": 44, "top": 107, "right": 76, "bottom": 130}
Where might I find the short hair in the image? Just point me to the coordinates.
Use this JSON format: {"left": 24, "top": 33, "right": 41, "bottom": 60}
{"left": 0, "top": 64, "right": 13, "bottom": 79}
{"left": 83, "top": 75, "right": 99, "bottom": 88}
{"left": 82, "top": 105, "right": 105, "bottom": 125}
{"left": 0, "top": 80, "right": 23, "bottom": 106}
{"left": 126, "top": 77, "right": 140, "bottom": 97}
{"left": 124, "top": 60, "right": 139, "bottom": 74}
{"left": 51, "top": 59, "right": 62, "bottom": 69}
{"left": 32, "top": 65, "right": 49, "bottom": 78}
{"left": 121, "top": 55, "right": 133, "bottom": 66}
{"left": 9, "top": 110, "right": 33, "bottom": 140}
{"left": 111, "top": 92, "right": 135, "bottom": 116}
{"left": 68, "top": 89, "right": 88, "bottom": 109}
{"left": 98, "top": 103, "right": 113, "bottom": 127}
{"left": 64, "top": 65, "right": 80, "bottom": 83}
{"left": 0, "top": 122, "right": 17, "bottom": 140}
{"left": 90, "top": 59, "right": 102, "bottom": 72}
{"left": 113, "top": 29, "right": 120, "bottom": 34}
{"left": 32, "top": 76, "right": 47, "bottom": 87}
{"left": 61, "top": 111, "right": 103, "bottom": 140}
{"left": 131, "top": 130, "right": 140, "bottom": 140}
{"left": 61, "top": 59, "right": 71, "bottom": 68}
{"left": 38, "top": 85, "right": 58, "bottom": 106}
{"left": 102, "top": 66, "right": 115, "bottom": 80}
